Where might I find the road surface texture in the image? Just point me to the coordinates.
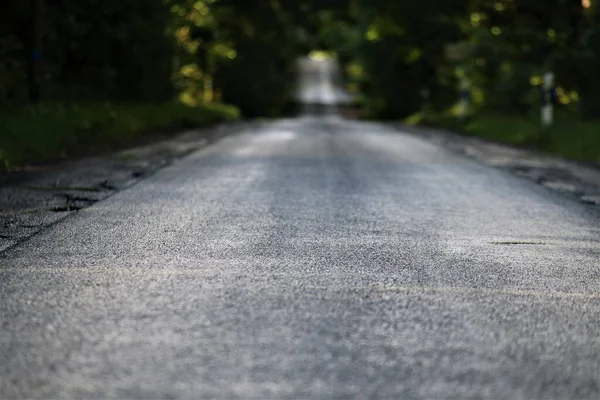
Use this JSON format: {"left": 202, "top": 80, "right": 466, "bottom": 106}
{"left": 1, "top": 117, "right": 599, "bottom": 399}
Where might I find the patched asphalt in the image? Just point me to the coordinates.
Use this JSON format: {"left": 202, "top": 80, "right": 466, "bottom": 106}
{"left": 398, "top": 123, "right": 600, "bottom": 206}
{"left": 0, "top": 122, "right": 248, "bottom": 253}
{"left": 1, "top": 117, "right": 599, "bottom": 399}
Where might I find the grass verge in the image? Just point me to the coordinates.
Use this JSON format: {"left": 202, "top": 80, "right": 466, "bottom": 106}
{"left": 408, "top": 110, "right": 600, "bottom": 164}
{"left": 0, "top": 102, "right": 240, "bottom": 170}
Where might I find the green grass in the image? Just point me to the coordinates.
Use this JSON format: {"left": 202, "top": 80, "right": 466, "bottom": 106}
{"left": 409, "top": 109, "right": 600, "bottom": 164}
{"left": 0, "top": 102, "right": 240, "bottom": 170}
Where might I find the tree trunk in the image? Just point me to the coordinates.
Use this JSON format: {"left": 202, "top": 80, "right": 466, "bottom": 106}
{"left": 28, "top": 0, "right": 43, "bottom": 102}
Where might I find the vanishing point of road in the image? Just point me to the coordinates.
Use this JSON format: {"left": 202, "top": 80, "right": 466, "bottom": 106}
{"left": 1, "top": 118, "right": 599, "bottom": 398}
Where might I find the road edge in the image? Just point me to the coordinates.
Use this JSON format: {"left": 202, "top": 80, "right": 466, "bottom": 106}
{"left": 392, "top": 123, "right": 600, "bottom": 207}
{"left": 0, "top": 121, "right": 255, "bottom": 254}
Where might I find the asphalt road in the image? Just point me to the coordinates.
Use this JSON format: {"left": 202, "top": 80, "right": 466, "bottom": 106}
{"left": 1, "top": 118, "right": 599, "bottom": 399}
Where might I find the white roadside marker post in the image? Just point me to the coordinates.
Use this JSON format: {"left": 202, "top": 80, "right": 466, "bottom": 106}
{"left": 541, "top": 72, "right": 556, "bottom": 127}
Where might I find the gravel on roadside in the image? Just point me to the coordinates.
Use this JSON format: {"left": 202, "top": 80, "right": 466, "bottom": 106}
{"left": 0, "top": 122, "right": 252, "bottom": 253}
{"left": 394, "top": 123, "right": 600, "bottom": 207}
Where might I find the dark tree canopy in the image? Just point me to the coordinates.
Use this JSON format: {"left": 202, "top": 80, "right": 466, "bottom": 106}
{"left": 1, "top": 0, "right": 599, "bottom": 118}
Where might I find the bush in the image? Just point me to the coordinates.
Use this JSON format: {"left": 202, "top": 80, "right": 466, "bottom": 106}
{"left": 410, "top": 109, "right": 600, "bottom": 164}
{"left": 0, "top": 102, "right": 239, "bottom": 169}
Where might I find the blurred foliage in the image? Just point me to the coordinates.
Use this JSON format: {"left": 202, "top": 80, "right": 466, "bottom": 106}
{"left": 355, "top": 0, "right": 600, "bottom": 121}
{"left": 354, "top": 0, "right": 464, "bottom": 118}
{"left": 459, "top": 0, "right": 600, "bottom": 119}
{"left": 1, "top": 0, "right": 175, "bottom": 103}
{"left": 2, "top": 0, "right": 600, "bottom": 123}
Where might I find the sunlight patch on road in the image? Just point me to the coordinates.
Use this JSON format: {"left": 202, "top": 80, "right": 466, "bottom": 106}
{"left": 231, "top": 130, "right": 298, "bottom": 157}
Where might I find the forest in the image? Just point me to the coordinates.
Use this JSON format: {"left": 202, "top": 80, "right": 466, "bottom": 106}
{"left": 1, "top": 0, "right": 599, "bottom": 167}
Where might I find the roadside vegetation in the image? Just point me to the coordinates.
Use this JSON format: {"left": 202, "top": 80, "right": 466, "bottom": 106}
{"left": 407, "top": 110, "right": 600, "bottom": 164}
{"left": 356, "top": 0, "right": 600, "bottom": 164}
{"left": 1, "top": 1, "right": 599, "bottom": 167}
{"left": 0, "top": 0, "right": 240, "bottom": 170}
{"left": 0, "top": 102, "right": 238, "bottom": 169}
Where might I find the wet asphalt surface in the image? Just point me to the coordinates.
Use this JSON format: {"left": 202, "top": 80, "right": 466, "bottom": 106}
{"left": 1, "top": 117, "right": 599, "bottom": 399}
